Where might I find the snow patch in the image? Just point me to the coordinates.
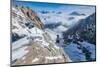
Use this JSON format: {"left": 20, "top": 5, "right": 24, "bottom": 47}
{"left": 45, "top": 56, "right": 62, "bottom": 60}
{"left": 12, "top": 47, "right": 29, "bottom": 61}
{"left": 63, "top": 43, "right": 86, "bottom": 61}
{"left": 12, "top": 37, "right": 29, "bottom": 50}
{"left": 32, "top": 58, "right": 39, "bottom": 63}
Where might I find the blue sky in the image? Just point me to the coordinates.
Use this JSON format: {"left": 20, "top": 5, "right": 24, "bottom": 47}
{"left": 15, "top": 1, "right": 95, "bottom": 14}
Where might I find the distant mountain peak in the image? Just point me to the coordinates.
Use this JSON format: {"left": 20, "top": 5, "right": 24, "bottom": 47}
{"left": 70, "top": 11, "right": 86, "bottom": 16}
{"left": 40, "top": 10, "right": 49, "bottom": 14}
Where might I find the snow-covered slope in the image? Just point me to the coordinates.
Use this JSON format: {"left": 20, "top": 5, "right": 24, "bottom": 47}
{"left": 63, "top": 41, "right": 95, "bottom": 62}
{"left": 12, "top": 6, "right": 44, "bottom": 42}
{"left": 11, "top": 5, "right": 71, "bottom": 65}
{"left": 62, "top": 13, "right": 96, "bottom": 62}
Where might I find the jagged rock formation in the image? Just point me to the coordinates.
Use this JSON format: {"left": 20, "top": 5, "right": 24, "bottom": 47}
{"left": 11, "top": 5, "right": 71, "bottom": 66}
{"left": 16, "top": 5, "right": 44, "bottom": 29}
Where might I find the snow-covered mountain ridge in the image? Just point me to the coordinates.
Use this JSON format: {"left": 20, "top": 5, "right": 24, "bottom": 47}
{"left": 11, "top": 5, "right": 71, "bottom": 65}
{"left": 62, "top": 12, "right": 96, "bottom": 61}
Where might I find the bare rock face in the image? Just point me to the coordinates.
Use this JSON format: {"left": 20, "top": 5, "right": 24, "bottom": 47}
{"left": 20, "top": 6, "right": 44, "bottom": 29}
{"left": 12, "top": 5, "right": 71, "bottom": 66}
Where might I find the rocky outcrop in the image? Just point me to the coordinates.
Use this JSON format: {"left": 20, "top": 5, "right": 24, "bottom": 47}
{"left": 16, "top": 5, "right": 44, "bottom": 29}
